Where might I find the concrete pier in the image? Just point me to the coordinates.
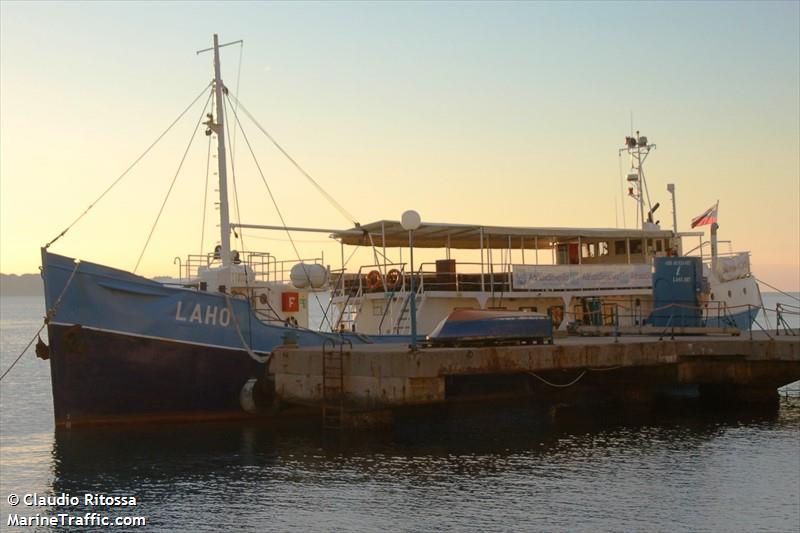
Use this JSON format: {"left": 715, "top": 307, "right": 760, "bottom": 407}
{"left": 270, "top": 333, "right": 799, "bottom": 424}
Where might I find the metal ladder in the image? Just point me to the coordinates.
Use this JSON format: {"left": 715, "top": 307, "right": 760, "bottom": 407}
{"left": 322, "top": 339, "right": 350, "bottom": 430}
{"left": 393, "top": 293, "right": 411, "bottom": 334}
{"left": 393, "top": 292, "right": 426, "bottom": 334}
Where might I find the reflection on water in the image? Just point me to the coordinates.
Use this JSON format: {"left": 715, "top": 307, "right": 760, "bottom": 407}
{"left": 41, "top": 401, "right": 800, "bottom": 532}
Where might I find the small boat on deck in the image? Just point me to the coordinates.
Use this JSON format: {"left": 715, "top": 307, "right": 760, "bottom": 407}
{"left": 427, "top": 309, "right": 553, "bottom": 347}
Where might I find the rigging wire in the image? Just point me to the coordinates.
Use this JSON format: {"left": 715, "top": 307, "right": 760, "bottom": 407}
{"left": 617, "top": 152, "right": 627, "bottom": 228}
{"left": 199, "top": 134, "right": 212, "bottom": 255}
{"left": 44, "top": 81, "right": 213, "bottom": 249}
{"left": 222, "top": 91, "right": 254, "bottom": 346}
{"left": 756, "top": 278, "right": 800, "bottom": 303}
{"left": 641, "top": 166, "right": 654, "bottom": 219}
{"left": 226, "top": 91, "right": 359, "bottom": 226}
{"left": 134, "top": 90, "right": 213, "bottom": 273}
{"left": 319, "top": 244, "right": 363, "bottom": 330}
{"left": 230, "top": 42, "right": 244, "bottom": 156}
{"left": 224, "top": 92, "right": 333, "bottom": 331}
{"left": 223, "top": 93, "right": 246, "bottom": 252}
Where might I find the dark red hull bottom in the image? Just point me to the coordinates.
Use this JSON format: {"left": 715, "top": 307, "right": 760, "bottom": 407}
{"left": 47, "top": 324, "right": 265, "bottom": 427}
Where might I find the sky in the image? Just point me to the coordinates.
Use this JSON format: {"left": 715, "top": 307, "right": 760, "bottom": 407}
{"left": 1, "top": 1, "right": 798, "bottom": 290}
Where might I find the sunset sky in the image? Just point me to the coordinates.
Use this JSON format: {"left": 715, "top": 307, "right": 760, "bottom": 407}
{"left": 1, "top": 1, "right": 798, "bottom": 290}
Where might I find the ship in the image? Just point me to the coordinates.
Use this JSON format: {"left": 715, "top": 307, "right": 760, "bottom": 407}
{"left": 324, "top": 138, "right": 761, "bottom": 336}
{"left": 40, "top": 35, "right": 762, "bottom": 428}
{"left": 40, "top": 35, "right": 413, "bottom": 427}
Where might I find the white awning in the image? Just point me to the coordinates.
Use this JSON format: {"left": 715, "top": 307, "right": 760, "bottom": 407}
{"left": 331, "top": 220, "right": 675, "bottom": 250}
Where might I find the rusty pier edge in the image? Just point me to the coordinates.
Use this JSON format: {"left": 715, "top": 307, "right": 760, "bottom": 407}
{"left": 269, "top": 332, "right": 800, "bottom": 429}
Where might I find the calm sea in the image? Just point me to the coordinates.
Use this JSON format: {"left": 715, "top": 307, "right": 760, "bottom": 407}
{"left": 1, "top": 294, "right": 798, "bottom": 532}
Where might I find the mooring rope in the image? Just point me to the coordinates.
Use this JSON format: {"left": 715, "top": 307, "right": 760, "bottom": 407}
{"left": 0, "top": 325, "right": 46, "bottom": 383}
{"left": 528, "top": 370, "right": 587, "bottom": 388}
{"left": 0, "top": 262, "right": 80, "bottom": 383}
{"left": 223, "top": 294, "right": 270, "bottom": 364}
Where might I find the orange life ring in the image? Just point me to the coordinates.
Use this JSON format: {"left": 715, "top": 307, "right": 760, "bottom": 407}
{"left": 385, "top": 269, "right": 402, "bottom": 290}
{"left": 365, "top": 270, "right": 382, "bottom": 291}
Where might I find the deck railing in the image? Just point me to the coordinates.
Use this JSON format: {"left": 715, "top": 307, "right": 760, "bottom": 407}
{"left": 177, "top": 250, "right": 324, "bottom": 284}
{"left": 331, "top": 261, "right": 662, "bottom": 296}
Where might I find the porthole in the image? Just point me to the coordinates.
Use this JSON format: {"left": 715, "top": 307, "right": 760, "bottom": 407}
{"left": 743, "top": 287, "right": 747, "bottom": 295}
{"left": 711, "top": 293, "right": 715, "bottom": 300}
{"left": 728, "top": 290, "right": 732, "bottom": 298}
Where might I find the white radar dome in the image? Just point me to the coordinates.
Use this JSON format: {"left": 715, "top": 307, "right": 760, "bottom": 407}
{"left": 290, "top": 263, "right": 328, "bottom": 289}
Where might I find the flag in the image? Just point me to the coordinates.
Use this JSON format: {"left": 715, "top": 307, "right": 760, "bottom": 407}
{"left": 691, "top": 201, "right": 718, "bottom": 228}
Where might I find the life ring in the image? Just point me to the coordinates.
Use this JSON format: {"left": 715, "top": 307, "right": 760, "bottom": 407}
{"left": 385, "top": 269, "right": 402, "bottom": 290}
{"left": 365, "top": 270, "right": 382, "bottom": 291}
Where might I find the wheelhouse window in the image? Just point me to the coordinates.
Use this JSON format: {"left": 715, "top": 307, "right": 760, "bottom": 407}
{"left": 582, "top": 241, "right": 610, "bottom": 259}
{"left": 614, "top": 240, "right": 627, "bottom": 255}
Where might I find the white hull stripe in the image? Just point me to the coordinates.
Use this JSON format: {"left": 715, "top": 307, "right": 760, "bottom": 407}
{"left": 48, "top": 321, "right": 263, "bottom": 355}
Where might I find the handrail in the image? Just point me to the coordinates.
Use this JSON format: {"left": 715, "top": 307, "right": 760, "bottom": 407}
{"left": 377, "top": 265, "right": 406, "bottom": 333}
{"left": 747, "top": 303, "right": 773, "bottom": 340}
{"left": 775, "top": 303, "right": 799, "bottom": 336}
{"left": 331, "top": 262, "right": 407, "bottom": 298}
{"left": 683, "top": 239, "right": 733, "bottom": 256}
{"left": 180, "top": 249, "right": 322, "bottom": 284}
{"left": 333, "top": 265, "right": 362, "bottom": 330}
{"left": 561, "top": 299, "right": 792, "bottom": 334}
{"left": 393, "top": 291, "right": 413, "bottom": 334}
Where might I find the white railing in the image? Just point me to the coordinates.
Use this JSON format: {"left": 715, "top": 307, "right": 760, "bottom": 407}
{"left": 331, "top": 260, "right": 664, "bottom": 296}
{"left": 177, "top": 250, "right": 324, "bottom": 284}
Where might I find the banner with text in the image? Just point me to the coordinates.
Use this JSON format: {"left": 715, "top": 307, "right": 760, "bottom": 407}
{"left": 512, "top": 264, "right": 652, "bottom": 291}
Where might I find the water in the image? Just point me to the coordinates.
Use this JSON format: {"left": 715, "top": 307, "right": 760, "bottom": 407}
{"left": 1, "top": 294, "right": 798, "bottom": 532}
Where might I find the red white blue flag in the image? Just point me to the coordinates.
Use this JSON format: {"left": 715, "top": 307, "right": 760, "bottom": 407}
{"left": 691, "top": 201, "right": 718, "bottom": 228}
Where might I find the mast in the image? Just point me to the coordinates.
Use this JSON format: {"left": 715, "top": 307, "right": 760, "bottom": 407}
{"left": 212, "top": 34, "right": 232, "bottom": 268}
{"left": 636, "top": 142, "right": 645, "bottom": 229}
{"left": 620, "top": 131, "right": 656, "bottom": 230}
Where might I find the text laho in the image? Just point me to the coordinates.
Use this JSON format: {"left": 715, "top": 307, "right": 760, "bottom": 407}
{"left": 175, "top": 301, "right": 231, "bottom": 326}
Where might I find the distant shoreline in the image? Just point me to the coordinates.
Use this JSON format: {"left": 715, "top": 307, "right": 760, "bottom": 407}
{"left": 1, "top": 273, "right": 43, "bottom": 297}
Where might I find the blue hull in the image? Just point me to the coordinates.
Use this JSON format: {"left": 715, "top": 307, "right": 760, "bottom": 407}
{"left": 41, "top": 251, "right": 411, "bottom": 426}
{"left": 703, "top": 307, "right": 759, "bottom": 330}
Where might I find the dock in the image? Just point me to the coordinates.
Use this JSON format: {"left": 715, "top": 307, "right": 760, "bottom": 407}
{"left": 270, "top": 332, "right": 800, "bottom": 427}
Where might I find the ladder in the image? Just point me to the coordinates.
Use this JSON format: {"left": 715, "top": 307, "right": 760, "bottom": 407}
{"left": 393, "top": 292, "right": 426, "bottom": 335}
{"left": 322, "top": 339, "right": 350, "bottom": 430}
